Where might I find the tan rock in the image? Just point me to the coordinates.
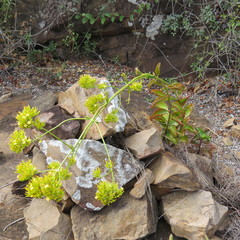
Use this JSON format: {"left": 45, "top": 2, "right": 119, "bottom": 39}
{"left": 162, "top": 190, "right": 228, "bottom": 240}
{"left": 223, "top": 117, "right": 236, "bottom": 128}
{"left": 187, "top": 153, "right": 213, "bottom": 188}
{"left": 231, "top": 125, "right": 240, "bottom": 131}
{"left": 71, "top": 190, "right": 158, "bottom": 240}
{"left": 222, "top": 137, "right": 233, "bottom": 146}
{"left": 39, "top": 139, "right": 140, "bottom": 211}
{"left": 124, "top": 127, "right": 164, "bottom": 159}
{"left": 58, "top": 78, "right": 128, "bottom": 140}
{"left": 32, "top": 147, "right": 47, "bottom": 171}
{"left": 149, "top": 152, "right": 200, "bottom": 197}
{"left": 24, "top": 199, "right": 72, "bottom": 240}
{"left": 130, "top": 168, "right": 155, "bottom": 199}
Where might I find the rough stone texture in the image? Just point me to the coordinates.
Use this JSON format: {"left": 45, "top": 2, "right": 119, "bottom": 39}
{"left": 38, "top": 105, "right": 81, "bottom": 139}
{"left": 149, "top": 152, "right": 200, "bottom": 197}
{"left": 24, "top": 199, "right": 72, "bottom": 240}
{"left": 124, "top": 127, "right": 164, "bottom": 159}
{"left": 161, "top": 190, "right": 228, "bottom": 240}
{"left": 187, "top": 153, "right": 213, "bottom": 188}
{"left": 29, "top": 91, "right": 58, "bottom": 112}
{"left": 32, "top": 146, "right": 47, "bottom": 171}
{"left": 13, "top": 0, "right": 195, "bottom": 75}
{"left": 130, "top": 168, "right": 155, "bottom": 199}
{"left": 0, "top": 93, "right": 12, "bottom": 103}
{"left": 58, "top": 78, "right": 128, "bottom": 140}
{"left": 39, "top": 139, "right": 140, "bottom": 211}
{"left": 71, "top": 190, "right": 158, "bottom": 240}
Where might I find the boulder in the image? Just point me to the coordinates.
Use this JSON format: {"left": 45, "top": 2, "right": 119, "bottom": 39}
{"left": 32, "top": 146, "right": 47, "bottom": 171}
{"left": 38, "top": 105, "right": 81, "bottom": 139}
{"left": 161, "top": 190, "right": 228, "bottom": 240}
{"left": 58, "top": 78, "right": 128, "bottom": 140}
{"left": 124, "top": 127, "right": 164, "bottom": 159}
{"left": 186, "top": 153, "right": 213, "bottom": 188}
{"left": 24, "top": 198, "right": 72, "bottom": 240}
{"left": 130, "top": 168, "right": 155, "bottom": 199}
{"left": 29, "top": 91, "right": 58, "bottom": 112}
{"left": 39, "top": 139, "right": 140, "bottom": 210}
{"left": 149, "top": 152, "right": 200, "bottom": 198}
{"left": 71, "top": 190, "right": 158, "bottom": 240}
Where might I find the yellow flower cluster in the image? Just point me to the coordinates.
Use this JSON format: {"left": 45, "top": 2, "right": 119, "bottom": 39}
{"left": 95, "top": 181, "right": 124, "bottom": 206}
{"left": 16, "top": 105, "right": 45, "bottom": 130}
{"left": 16, "top": 160, "right": 37, "bottom": 181}
{"left": 84, "top": 93, "right": 107, "bottom": 114}
{"left": 25, "top": 162, "right": 71, "bottom": 202}
{"left": 9, "top": 130, "right": 32, "bottom": 153}
{"left": 79, "top": 74, "right": 96, "bottom": 89}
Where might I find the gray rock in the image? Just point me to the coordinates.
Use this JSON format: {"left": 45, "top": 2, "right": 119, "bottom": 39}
{"left": 30, "top": 91, "right": 57, "bottom": 112}
{"left": 71, "top": 190, "right": 158, "bottom": 240}
{"left": 38, "top": 105, "right": 81, "bottom": 139}
{"left": 161, "top": 190, "right": 228, "bottom": 240}
{"left": 24, "top": 198, "right": 72, "bottom": 240}
{"left": 0, "top": 93, "right": 12, "bottom": 103}
{"left": 39, "top": 139, "right": 140, "bottom": 210}
{"left": 58, "top": 77, "right": 128, "bottom": 140}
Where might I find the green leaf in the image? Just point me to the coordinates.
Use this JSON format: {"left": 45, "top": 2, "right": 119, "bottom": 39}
{"left": 183, "top": 125, "right": 196, "bottom": 133}
{"left": 168, "top": 125, "right": 178, "bottom": 137}
{"left": 111, "top": 16, "right": 116, "bottom": 23}
{"left": 178, "top": 97, "right": 188, "bottom": 106}
{"left": 172, "top": 101, "right": 183, "bottom": 111}
{"left": 179, "top": 135, "right": 188, "bottom": 142}
{"left": 145, "top": 3, "right": 151, "bottom": 10}
{"left": 101, "top": 16, "right": 106, "bottom": 24}
{"left": 130, "top": 14, "right": 134, "bottom": 21}
{"left": 82, "top": 17, "right": 88, "bottom": 24}
{"left": 151, "top": 89, "right": 167, "bottom": 98}
{"left": 168, "top": 120, "right": 178, "bottom": 126}
{"left": 155, "top": 101, "right": 169, "bottom": 110}
{"left": 85, "top": 13, "right": 93, "bottom": 19}
{"left": 90, "top": 18, "right": 96, "bottom": 24}
{"left": 165, "top": 132, "right": 178, "bottom": 145}
{"left": 185, "top": 104, "right": 193, "bottom": 118}
{"left": 152, "top": 109, "right": 169, "bottom": 116}
{"left": 75, "top": 14, "right": 81, "bottom": 20}
{"left": 119, "top": 15, "right": 124, "bottom": 22}
{"left": 105, "top": 13, "right": 112, "bottom": 17}
{"left": 154, "top": 63, "right": 161, "bottom": 76}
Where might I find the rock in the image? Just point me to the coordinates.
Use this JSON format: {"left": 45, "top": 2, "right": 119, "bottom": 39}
{"left": 187, "top": 153, "right": 213, "bottom": 188}
{"left": 130, "top": 168, "right": 155, "bottom": 199}
{"left": 124, "top": 127, "right": 164, "bottom": 159}
{"left": 24, "top": 198, "right": 72, "bottom": 240}
{"left": 161, "top": 190, "right": 228, "bottom": 240}
{"left": 30, "top": 91, "right": 58, "bottom": 112}
{"left": 0, "top": 93, "right": 12, "bottom": 103}
{"left": 223, "top": 117, "right": 236, "bottom": 128}
{"left": 227, "top": 128, "right": 240, "bottom": 140}
{"left": 39, "top": 139, "right": 140, "bottom": 210}
{"left": 149, "top": 152, "right": 200, "bottom": 198}
{"left": 32, "top": 146, "right": 47, "bottom": 171}
{"left": 71, "top": 190, "right": 158, "bottom": 240}
{"left": 222, "top": 137, "right": 233, "bottom": 146}
{"left": 58, "top": 78, "right": 128, "bottom": 140}
{"left": 38, "top": 105, "right": 81, "bottom": 139}
{"left": 231, "top": 125, "right": 240, "bottom": 131}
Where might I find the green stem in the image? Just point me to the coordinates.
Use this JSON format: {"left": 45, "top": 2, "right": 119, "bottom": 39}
{"left": 94, "top": 122, "right": 115, "bottom": 182}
